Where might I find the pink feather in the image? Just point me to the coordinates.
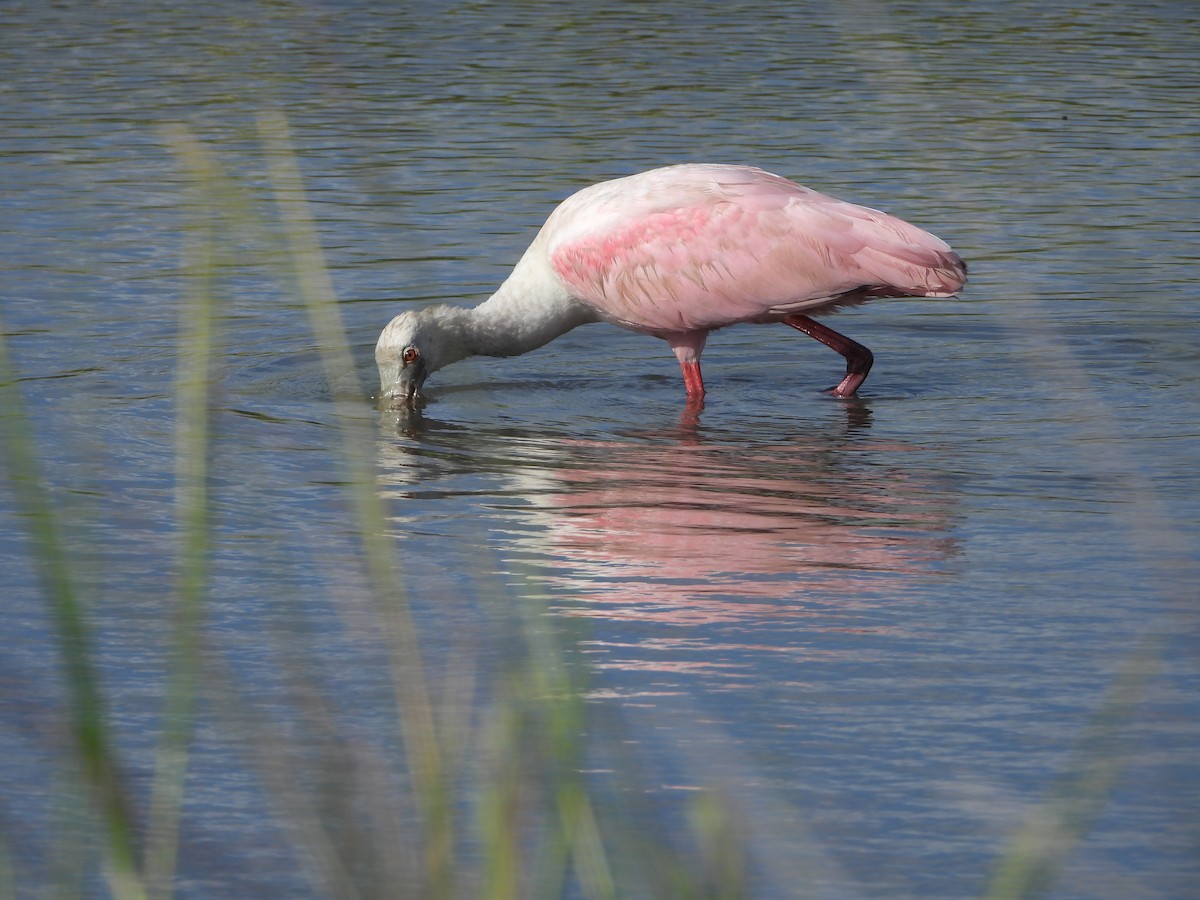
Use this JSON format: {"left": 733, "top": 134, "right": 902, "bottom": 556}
{"left": 546, "top": 164, "right": 965, "bottom": 334}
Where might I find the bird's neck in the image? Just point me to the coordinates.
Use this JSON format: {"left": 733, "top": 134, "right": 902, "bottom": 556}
{"left": 461, "top": 260, "right": 597, "bottom": 359}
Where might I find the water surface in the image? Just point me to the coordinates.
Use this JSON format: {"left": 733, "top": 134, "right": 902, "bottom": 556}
{"left": 2, "top": 1, "right": 1198, "bottom": 897}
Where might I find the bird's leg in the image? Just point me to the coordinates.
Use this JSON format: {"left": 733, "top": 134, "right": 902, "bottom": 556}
{"left": 783, "top": 315, "right": 874, "bottom": 397}
{"left": 679, "top": 360, "right": 705, "bottom": 397}
{"left": 667, "top": 332, "right": 708, "bottom": 400}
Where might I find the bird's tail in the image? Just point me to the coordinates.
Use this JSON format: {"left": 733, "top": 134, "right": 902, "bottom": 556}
{"left": 856, "top": 223, "right": 968, "bottom": 298}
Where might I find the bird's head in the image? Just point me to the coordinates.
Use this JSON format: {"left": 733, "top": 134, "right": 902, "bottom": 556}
{"left": 375, "top": 306, "right": 468, "bottom": 407}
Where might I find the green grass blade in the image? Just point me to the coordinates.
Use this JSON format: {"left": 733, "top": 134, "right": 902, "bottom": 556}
{"left": 0, "top": 321, "right": 145, "bottom": 899}
{"left": 257, "top": 110, "right": 451, "bottom": 897}
{"left": 983, "top": 638, "right": 1160, "bottom": 899}
{"left": 142, "top": 126, "right": 225, "bottom": 900}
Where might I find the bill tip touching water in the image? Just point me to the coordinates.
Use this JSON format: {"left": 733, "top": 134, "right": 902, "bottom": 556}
{"left": 375, "top": 164, "right": 966, "bottom": 408}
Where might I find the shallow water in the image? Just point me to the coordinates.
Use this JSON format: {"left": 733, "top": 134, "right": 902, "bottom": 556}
{"left": 2, "top": 0, "right": 1198, "bottom": 897}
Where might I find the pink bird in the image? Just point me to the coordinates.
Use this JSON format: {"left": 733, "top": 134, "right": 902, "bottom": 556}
{"left": 376, "top": 164, "right": 966, "bottom": 406}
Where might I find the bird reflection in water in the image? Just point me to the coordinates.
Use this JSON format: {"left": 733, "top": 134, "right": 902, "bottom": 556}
{"left": 544, "top": 430, "right": 953, "bottom": 632}
{"left": 376, "top": 408, "right": 956, "bottom": 656}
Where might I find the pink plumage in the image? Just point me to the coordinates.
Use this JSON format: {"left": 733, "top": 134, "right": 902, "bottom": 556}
{"left": 375, "top": 164, "right": 966, "bottom": 406}
{"left": 547, "top": 164, "right": 964, "bottom": 334}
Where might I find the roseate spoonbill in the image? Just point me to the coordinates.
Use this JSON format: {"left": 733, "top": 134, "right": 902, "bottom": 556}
{"left": 376, "top": 164, "right": 966, "bottom": 406}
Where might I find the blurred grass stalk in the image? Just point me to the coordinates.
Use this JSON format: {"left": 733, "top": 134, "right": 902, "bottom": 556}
{"left": 258, "top": 112, "right": 454, "bottom": 896}
{"left": 982, "top": 271, "right": 1187, "bottom": 900}
{"left": 0, "top": 315, "right": 143, "bottom": 896}
{"left": 144, "top": 127, "right": 222, "bottom": 900}
{"left": 985, "top": 637, "right": 1161, "bottom": 899}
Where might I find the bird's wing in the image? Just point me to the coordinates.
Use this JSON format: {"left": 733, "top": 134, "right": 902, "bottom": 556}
{"left": 546, "top": 166, "right": 964, "bottom": 335}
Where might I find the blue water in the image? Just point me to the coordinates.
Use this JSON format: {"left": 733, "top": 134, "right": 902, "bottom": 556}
{"left": 2, "top": 1, "right": 1198, "bottom": 897}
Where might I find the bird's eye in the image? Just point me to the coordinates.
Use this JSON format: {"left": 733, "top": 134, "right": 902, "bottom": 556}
{"left": 402, "top": 347, "right": 420, "bottom": 365}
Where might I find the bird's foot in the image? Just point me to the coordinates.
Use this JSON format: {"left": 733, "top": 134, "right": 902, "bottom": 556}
{"left": 825, "top": 371, "right": 867, "bottom": 397}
